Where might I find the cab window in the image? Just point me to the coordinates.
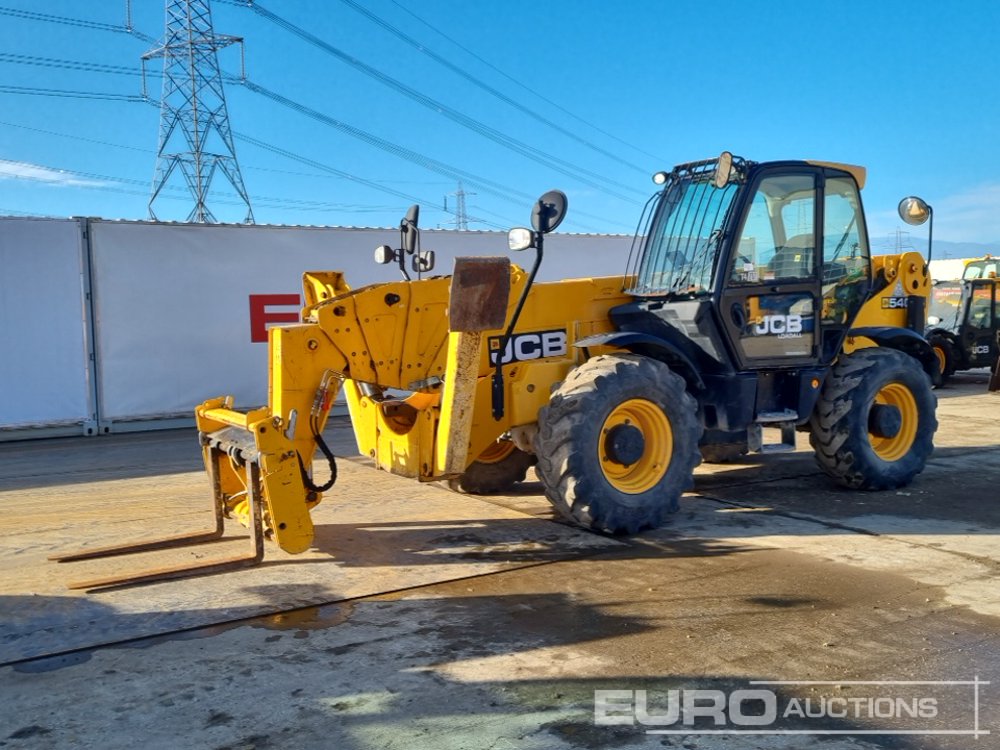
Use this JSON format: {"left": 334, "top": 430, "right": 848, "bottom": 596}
{"left": 731, "top": 174, "right": 816, "bottom": 284}
{"left": 969, "top": 285, "right": 995, "bottom": 330}
{"left": 821, "top": 176, "right": 871, "bottom": 324}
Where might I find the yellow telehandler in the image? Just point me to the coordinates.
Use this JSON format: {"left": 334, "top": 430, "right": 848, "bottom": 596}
{"left": 55, "top": 153, "right": 939, "bottom": 588}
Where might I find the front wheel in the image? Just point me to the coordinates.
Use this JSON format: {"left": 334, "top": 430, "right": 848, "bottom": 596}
{"left": 809, "top": 348, "right": 937, "bottom": 490}
{"left": 535, "top": 354, "right": 702, "bottom": 534}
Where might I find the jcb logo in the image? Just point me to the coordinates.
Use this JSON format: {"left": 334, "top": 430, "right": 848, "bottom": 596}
{"left": 754, "top": 315, "right": 803, "bottom": 335}
{"left": 881, "top": 297, "right": 910, "bottom": 309}
{"left": 972, "top": 345, "right": 991, "bottom": 355}
{"left": 489, "top": 330, "right": 567, "bottom": 365}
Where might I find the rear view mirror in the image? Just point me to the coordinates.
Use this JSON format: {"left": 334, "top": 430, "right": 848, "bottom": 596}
{"left": 412, "top": 250, "right": 435, "bottom": 273}
{"left": 898, "top": 196, "right": 931, "bottom": 226}
{"left": 531, "top": 190, "right": 568, "bottom": 234}
{"left": 897, "top": 195, "right": 934, "bottom": 262}
{"left": 401, "top": 204, "right": 420, "bottom": 254}
{"left": 713, "top": 151, "right": 733, "bottom": 189}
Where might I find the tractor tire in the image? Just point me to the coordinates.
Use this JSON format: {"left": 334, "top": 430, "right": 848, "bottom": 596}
{"left": 809, "top": 347, "right": 936, "bottom": 490}
{"left": 928, "top": 333, "right": 955, "bottom": 385}
{"left": 448, "top": 440, "right": 535, "bottom": 494}
{"left": 534, "top": 354, "right": 702, "bottom": 534}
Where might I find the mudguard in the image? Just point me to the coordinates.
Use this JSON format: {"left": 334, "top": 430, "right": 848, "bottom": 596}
{"left": 574, "top": 330, "right": 706, "bottom": 390}
{"left": 849, "top": 326, "right": 940, "bottom": 382}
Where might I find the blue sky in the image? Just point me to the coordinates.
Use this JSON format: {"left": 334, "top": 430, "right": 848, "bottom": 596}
{"left": 0, "top": 0, "right": 998, "bottom": 250}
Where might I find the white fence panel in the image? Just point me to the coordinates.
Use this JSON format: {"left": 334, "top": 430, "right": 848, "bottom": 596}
{"left": 0, "top": 217, "right": 93, "bottom": 435}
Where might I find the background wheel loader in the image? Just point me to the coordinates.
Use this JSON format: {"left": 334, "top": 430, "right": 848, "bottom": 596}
{"left": 926, "top": 276, "right": 1000, "bottom": 383}
{"left": 55, "top": 152, "right": 940, "bottom": 588}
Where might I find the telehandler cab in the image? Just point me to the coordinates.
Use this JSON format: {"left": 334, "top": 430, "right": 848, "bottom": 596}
{"left": 54, "top": 153, "right": 939, "bottom": 589}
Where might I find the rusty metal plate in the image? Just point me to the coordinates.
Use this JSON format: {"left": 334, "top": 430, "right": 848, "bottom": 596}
{"left": 448, "top": 256, "right": 511, "bottom": 332}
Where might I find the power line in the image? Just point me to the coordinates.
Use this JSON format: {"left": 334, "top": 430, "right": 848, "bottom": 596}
{"left": 334, "top": 0, "right": 647, "bottom": 175}
{"left": 0, "top": 118, "right": 403, "bottom": 186}
{"left": 0, "top": 4, "right": 154, "bottom": 43}
{"left": 0, "top": 52, "right": 141, "bottom": 76}
{"left": 0, "top": 206, "right": 55, "bottom": 217}
{"left": 223, "top": 0, "right": 644, "bottom": 202}
{"left": 237, "top": 79, "right": 633, "bottom": 231}
{"left": 236, "top": 78, "right": 535, "bottom": 206}
{"left": 388, "top": 0, "right": 666, "bottom": 165}
{"left": 0, "top": 84, "right": 146, "bottom": 102}
{"left": 0, "top": 119, "right": 153, "bottom": 154}
{"left": 233, "top": 133, "right": 512, "bottom": 229}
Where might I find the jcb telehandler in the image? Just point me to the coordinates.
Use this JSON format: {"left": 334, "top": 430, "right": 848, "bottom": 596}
{"left": 54, "top": 153, "right": 939, "bottom": 588}
{"left": 926, "top": 276, "right": 1000, "bottom": 383}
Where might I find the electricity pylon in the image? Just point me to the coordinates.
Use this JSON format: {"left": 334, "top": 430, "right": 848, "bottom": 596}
{"left": 446, "top": 181, "right": 474, "bottom": 230}
{"left": 144, "top": 0, "right": 253, "bottom": 223}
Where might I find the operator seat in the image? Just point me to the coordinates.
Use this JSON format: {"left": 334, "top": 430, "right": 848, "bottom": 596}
{"left": 769, "top": 234, "right": 815, "bottom": 280}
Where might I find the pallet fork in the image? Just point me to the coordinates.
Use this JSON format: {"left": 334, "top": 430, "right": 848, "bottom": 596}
{"left": 49, "top": 445, "right": 265, "bottom": 591}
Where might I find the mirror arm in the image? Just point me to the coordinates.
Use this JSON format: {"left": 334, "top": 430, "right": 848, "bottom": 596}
{"left": 926, "top": 207, "right": 934, "bottom": 264}
{"left": 491, "top": 233, "right": 544, "bottom": 421}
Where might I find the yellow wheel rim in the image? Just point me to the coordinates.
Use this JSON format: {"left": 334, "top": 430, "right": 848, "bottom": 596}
{"left": 933, "top": 345, "right": 947, "bottom": 374}
{"left": 476, "top": 439, "right": 516, "bottom": 465}
{"left": 868, "top": 382, "right": 918, "bottom": 462}
{"left": 598, "top": 398, "right": 672, "bottom": 493}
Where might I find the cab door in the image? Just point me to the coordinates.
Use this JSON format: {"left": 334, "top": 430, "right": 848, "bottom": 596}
{"left": 963, "top": 281, "right": 998, "bottom": 366}
{"left": 720, "top": 169, "right": 821, "bottom": 369}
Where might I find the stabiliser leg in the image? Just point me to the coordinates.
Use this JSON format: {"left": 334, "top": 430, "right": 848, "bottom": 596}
{"left": 50, "top": 457, "right": 266, "bottom": 591}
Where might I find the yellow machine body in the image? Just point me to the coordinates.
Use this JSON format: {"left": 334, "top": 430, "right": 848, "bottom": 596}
{"left": 195, "top": 249, "right": 929, "bottom": 556}
{"left": 844, "top": 251, "right": 932, "bottom": 351}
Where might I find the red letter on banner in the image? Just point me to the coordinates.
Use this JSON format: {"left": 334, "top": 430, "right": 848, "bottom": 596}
{"left": 249, "top": 294, "right": 301, "bottom": 343}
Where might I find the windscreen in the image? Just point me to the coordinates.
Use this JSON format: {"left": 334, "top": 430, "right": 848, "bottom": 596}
{"left": 628, "top": 175, "right": 739, "bottom": 296}
{"left": 928, "top": 281, "right": 963, "bottom": 331}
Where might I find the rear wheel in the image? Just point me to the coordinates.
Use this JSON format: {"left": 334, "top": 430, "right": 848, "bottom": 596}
{"left": 809, "top": 348, "right": 936, "bottom": 490}
{"left": 928, "top": 333, "right": 955, "bottom": 384}
{"left": 535, "top": 354, "right": 701, "bottom": 534}
{"left": 448, "top": 439, "right": 535, "bottom": 494}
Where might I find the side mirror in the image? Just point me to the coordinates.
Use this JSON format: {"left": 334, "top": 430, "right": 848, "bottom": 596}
{"left": 713, "top": 151, "right": 734, "bottom": 189}
{"left": 531, "top": 190, "right": 568, "bottom": 234}
{"left": 898, "top": 196, "right": 931, "bottom": 226}
{"left": 401, "top": 204, "right": 420, "bottom": 254}
{"left": 898, "top": 195, "right": 934, "bottom": 262}
{"left": 412, "top": 250, "right": 435, "bottom": 273}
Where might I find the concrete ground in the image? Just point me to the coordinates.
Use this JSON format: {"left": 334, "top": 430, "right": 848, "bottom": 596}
{"left": 0, "top": 371, "right": 997, "bottom": 749}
